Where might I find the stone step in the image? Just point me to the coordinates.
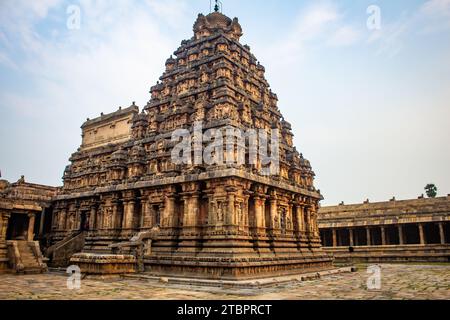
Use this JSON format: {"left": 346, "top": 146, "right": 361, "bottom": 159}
{"left": 23, "top": 268, "right": 45, "bottom": 275}
{"left": 15, "top": 241, "right": 42, "bottom": 269}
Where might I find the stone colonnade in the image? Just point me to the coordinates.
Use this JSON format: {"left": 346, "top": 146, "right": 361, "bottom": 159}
{"left": 321, "top": 222, "right": 449, "bottom": 247}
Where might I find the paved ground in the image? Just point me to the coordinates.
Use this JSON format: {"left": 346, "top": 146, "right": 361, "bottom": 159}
{"left": 0, "top": 264, "right": 449, "bottom": 300}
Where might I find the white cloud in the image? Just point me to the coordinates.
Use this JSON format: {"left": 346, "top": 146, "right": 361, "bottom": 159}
{"left": 366, "top": 0, "right": 450, "bottom": 57}
{"left": 420, "top": 0, "right": 450, "bottom": 16}
{"left": 418, "top": 0, "right": 450, "bottom": 33}
{"left": 327, "top": 26, "right": 361, "bottom": 47}
{"left": 262, "top": 3, "right": 361, "bottom": 67}
{"left": 146, "top": 0, "right": 189, "bottom": 29}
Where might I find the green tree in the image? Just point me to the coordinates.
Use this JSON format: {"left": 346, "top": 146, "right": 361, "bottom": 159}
{"left": 425, "top": 184, "right": 437, "bottom": 198}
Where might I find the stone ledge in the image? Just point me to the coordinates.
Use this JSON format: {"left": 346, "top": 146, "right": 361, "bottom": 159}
{"left": 123, "top": 266, "right": 354, "bottom": 289}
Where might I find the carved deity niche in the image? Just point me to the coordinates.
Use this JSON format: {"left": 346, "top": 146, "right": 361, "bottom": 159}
{"left": 217, "top": 44, "right": 227, "bottom": 52}
{"left": 278, "top": 207, "right": 287, "bottom": 233}
{"left": 151, "top": 90, "right": 160, "bottom": 100}
{"left": 215, "top": 201, "right": 226, "bottom": 223}
{"left": 280, "top": 165, "right": 289, "bottom": 180}
{"left": 157, "top": 141, "right": 165, "bottom": 153}
{"left": 217, "top": 68, "right": 231, "bottom": 79}
{"left": 149, "top": 160, "right": 159, "bottom": 174}
{"left": 179, "top": 58, "right": 186, "bottom": 66}
{"left": 160, "top": 105, "right": 169, "bottom": 113}
{"left": 235, "top": 201, "right": 244, "bottom": 224}
{"left": 285, "top": 135, "right": 293, "bottom": 146}
{"left": 201, "top": 73, "right": 209, "bottom": 83}
{"left": 68, "top": 211, "right": 76, "bottom": 230}
{"left": 194, "top": 104, "right": 205, "bottom": 121}
{"left": 211, "top": 103, "right": 239, "bottom": 121}
{"left": 241, "top": 106, "right": 252, "bottom": 124}
{"left": 188, "top": 54, "right": 197, "bottom": 62}
{"left": 235, "top": 75, "right": 243, "bottom": 88}
{"left": 128, "top": 165, "right": 140, "bottom": 179}
{"left": 162, "top": 87, "right": 170, "bottom": 97}
{"left": 242, "top": 57, "right": 249, "bottom": 66}
{"left": 103, "top": 207, "right": 113, "bottom": 229}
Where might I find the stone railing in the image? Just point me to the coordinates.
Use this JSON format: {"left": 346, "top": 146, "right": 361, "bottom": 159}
{"left": 109, "top": 227, "right": 160, "bottom": 272}
{"left": 48, "top": 232, "right": 86, "bottom": 267}
{"left": 29, "top": 241, "right": 48, "bottom": 272}
{"left": 6, "top": 241, "right": 24, "bottom": 272}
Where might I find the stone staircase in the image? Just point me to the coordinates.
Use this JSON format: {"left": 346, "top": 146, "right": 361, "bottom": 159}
{"left": 17, "top": 241, "right": 43, "bottom": 274}
{"left": 6, "top": 241, "right": 47, "bottom": 274}
{"left": 82, "top": 237, "right": 115, "bottom": 254}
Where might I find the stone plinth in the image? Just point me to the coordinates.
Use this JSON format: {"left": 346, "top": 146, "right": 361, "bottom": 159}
{"left": 70, "top": 253, "right": 137, "bottom": 275}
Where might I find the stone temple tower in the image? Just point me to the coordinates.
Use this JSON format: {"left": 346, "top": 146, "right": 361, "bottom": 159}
{"left": 51, "top": 10, "right": 332, "bottom": 279}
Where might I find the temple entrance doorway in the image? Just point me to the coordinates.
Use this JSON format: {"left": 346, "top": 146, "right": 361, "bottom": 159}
{"left": 6, "top": 213, "right": 29, "bottom": 240}
{"left": 80, "top": 212, "right": 88, "bottom": 231}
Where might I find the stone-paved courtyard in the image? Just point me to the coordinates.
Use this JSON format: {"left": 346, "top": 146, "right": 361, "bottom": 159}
{"left": 0, "top": 264, "right": 449, "bottom": 300}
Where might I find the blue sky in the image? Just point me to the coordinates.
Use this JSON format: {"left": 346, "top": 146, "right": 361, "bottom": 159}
{"left": 0, "top": 0, "right": 449, "bottom": 205}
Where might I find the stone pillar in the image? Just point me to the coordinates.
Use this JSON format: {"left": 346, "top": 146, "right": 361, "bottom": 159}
{"left": 27, "top": 213, "right": 35, "bottom": 241}
{"left": 398, "top": 225, "right": 405, "bottom": 245}
{"left": 439, "top": 223, "right": 445, "bottom": 245}
{"left": 111, "top": 202, "right": 119, "bottom": 230}
{"left": 183, "top": 193, "right": 200, "bottom": 227}
{"left": 243, "top": 195, "right": 250, "bottom": 228}
{"left": 90, "top": 206, "right": 97, "bottom": 230}
{"left": 140, "top": 199, "right": 148, "bottom": 229}
{"left": 288, "top": 203, "right": 294, "bottom": 234}
{"left": 293, "top": 204, "right": 302, "bottom": 234}
{"left": 207, "top": 195, "right": 216, "bottom": 227}
{"left": 0, "top": 214, "right": 3, "bottom": 240}
{"left": 58, "top": 210, "right": 65, "bottom": 230}
{"left": 381, "top": 227, "right": 386, "bottom": 246}
{"left": 349, "top": 229, "right": 354, "bottom": 247}
{"left": 0, "top": 212, "right": 10, "bottom": 241}
{"left": 163, "top": 194, "right": 175, "bottom": 228}
{"left": 366, "top": 227, "right": 371, "bottom": 246}
{"left": 253, "top": 195, "right": 266, "bottom": 234}
{"left": 269, "top": 196, "right": 277, "bottom": 232}
{"left": 304, "top": 207, "right": 310, "bottom": 237}
{"left": 123, "top": 200, "right": 135, "bottom": 230}
{"left": 332, "top": 229, "right": 337, "bottom": 247}
{"left": 419, "top": 223, "right": 426, "bottom": 245}
{"left": 227, "top": 193, "right": 235, "bottom": 225}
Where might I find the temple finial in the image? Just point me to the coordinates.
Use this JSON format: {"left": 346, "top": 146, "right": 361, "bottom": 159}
{"left": 214, "top": 0, "right": 220, "bottom": 12}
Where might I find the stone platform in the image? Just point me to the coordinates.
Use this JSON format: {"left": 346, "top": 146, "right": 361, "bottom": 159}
{"left": 70, "top": 253, "right": 137, "bottom": 275}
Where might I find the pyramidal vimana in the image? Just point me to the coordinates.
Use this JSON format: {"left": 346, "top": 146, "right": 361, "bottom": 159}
{"left": 50, "top": 9, "right": 332, "bottom": 279}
